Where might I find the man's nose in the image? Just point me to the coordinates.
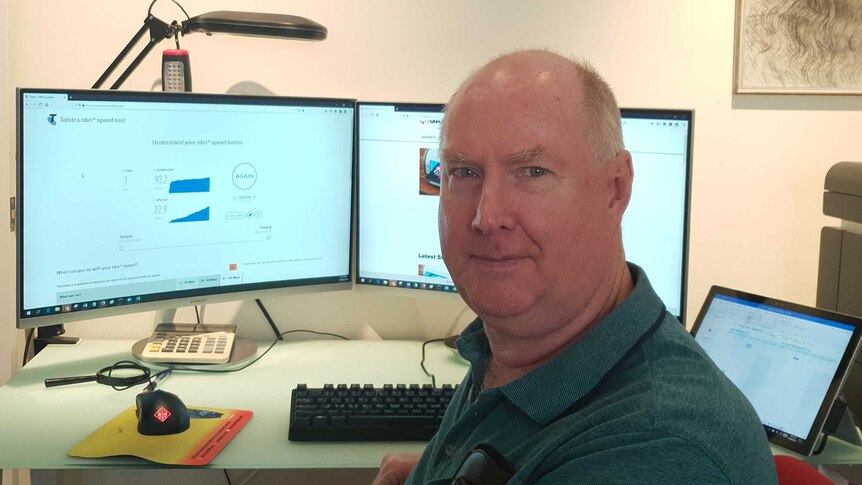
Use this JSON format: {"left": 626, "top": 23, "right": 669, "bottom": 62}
{"left": 471, "top": 179, "right": 516, "bottom": 233}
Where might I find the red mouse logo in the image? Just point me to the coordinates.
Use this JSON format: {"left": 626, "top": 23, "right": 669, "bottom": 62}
{"left": 153, "top": 407, "right": 172, "bottom": 423}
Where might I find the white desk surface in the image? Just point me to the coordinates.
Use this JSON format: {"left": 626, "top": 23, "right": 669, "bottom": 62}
{"left": 0, "top": 338, "right": 470, "bottom": 470}
{"left": 4, "top": 338, "right": 862, "bottom": 471}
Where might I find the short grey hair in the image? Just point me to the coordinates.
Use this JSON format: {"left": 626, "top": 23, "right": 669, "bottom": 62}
{"left": 441, "top": 50, "right": 624, "bottom": 164}
{"left": 577, "top": 59, "right": 624, "bottom": 163}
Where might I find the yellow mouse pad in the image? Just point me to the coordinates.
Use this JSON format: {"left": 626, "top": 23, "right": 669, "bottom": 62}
{"left": 69, "top": 406, "right": 252, "bottom": 465}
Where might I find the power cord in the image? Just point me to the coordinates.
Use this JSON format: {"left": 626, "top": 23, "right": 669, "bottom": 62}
{"left": 255, "top": 298, "right": 283, "bottom": 340}
{"left": 170, "top": 329, "right": 349, "bottom": 375}
{"left": 443, "top": 303, "right": 473, "bottom": 338}
{"left": 147, "top": 0, "right": 190, "bottom": 20}
{"left": 421, "top": 338, "right": 448, "bottom": 387}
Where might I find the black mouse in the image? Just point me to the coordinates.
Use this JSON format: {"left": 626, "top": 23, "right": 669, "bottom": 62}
{"left": 135, "top": 389, "right": 190, "bottom": 435}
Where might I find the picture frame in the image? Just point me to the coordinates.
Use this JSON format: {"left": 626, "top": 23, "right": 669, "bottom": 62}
{"left": 733, "top": 0, "right": 862, "bottom": 95}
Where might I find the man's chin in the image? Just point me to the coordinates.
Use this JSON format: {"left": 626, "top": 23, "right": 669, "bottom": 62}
{"left": 462, "top": 290, "right": 536, "bottom": 321}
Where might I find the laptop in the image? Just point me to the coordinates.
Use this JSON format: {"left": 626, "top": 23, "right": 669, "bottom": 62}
{"left": 691, "top": 285, "right": 862, "bottom": 455}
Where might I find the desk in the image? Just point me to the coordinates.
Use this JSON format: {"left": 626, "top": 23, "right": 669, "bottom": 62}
{"left": 0, "top": 338, "right": 469, "bottom": 474}
{"left": 4, "top": 339, "right": 862, "bottom": 482}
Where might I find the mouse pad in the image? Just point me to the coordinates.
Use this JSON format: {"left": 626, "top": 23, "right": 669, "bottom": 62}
{"left": 69, "top": 406, "right": 252, "bottom": 465}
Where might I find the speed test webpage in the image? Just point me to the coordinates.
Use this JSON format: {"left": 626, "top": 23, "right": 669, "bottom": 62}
{"left": 19, "top": 90, "right": 354, "bottom": 318}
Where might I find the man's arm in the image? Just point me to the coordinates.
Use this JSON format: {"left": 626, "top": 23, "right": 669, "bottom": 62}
{"left": 372, "top": 453, "right": 422, "bottom": 485}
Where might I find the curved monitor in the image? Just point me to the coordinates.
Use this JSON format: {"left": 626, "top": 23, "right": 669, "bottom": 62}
{"left": 16, "top": 89, "right": 355, "bottom": 329}
{"left": 356, "top": 102, "right": 692, "bottom": 322}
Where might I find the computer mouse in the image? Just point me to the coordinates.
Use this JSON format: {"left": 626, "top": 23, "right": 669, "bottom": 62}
{"left": 135, "top": 389, "right": 190, "bottom": 435}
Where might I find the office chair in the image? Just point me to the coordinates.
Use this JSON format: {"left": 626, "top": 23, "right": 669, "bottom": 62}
{"left": 773, "top": 455, "right": 834, "bottom": 485}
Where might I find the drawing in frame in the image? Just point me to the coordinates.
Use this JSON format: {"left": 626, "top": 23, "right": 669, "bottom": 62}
{"left": 734, "top": 0, "right": 862, "bottom": 95}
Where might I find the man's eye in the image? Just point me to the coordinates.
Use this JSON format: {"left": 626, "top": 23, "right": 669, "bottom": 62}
{"left": 450, "top": 167, "right": 480, "bottom": 178}
{"left": 520, "top": 167, "right": 549, "bottom": 177}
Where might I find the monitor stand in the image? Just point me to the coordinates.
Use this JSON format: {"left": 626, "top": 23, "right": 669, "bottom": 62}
{"left": 34, "top": 324, "right": 80, "bottom": 356}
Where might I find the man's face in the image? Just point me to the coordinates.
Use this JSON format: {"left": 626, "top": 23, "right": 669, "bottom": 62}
{"left": 439, "top": 75, "right": 627, "bottom": 334}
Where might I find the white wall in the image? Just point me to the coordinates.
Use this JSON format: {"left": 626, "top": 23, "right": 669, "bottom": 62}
{"left": 1, "top": 0, "right": 12, "bottom": 386}
{"left": 4, "top": 1, "right": 862, "bottom": 483}
{"left": 6, "top": 0, "right": 862, "bottom": 358}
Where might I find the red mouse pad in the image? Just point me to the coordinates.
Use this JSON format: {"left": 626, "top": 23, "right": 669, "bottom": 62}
{"left": 69, "top": 405, "right": 252, "bottom": 465}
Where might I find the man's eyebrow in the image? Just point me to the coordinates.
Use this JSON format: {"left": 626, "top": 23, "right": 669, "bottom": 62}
{"left": 441, "top": 145, "right": 547, "bottom": 166}
{"left": 508, "top": 145, "right": 547, "bottom": 164}
{"left": 441, "top": 150, "right": 472, "bottom": 165}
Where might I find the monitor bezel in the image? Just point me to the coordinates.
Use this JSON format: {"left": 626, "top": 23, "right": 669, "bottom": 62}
{"left": 16, "top": 88, "right": 356, "bottom": 330}
{"left": 620, "top": 108, "right": 693, "bottom": 323}
{"left": 354, "top": 101, "right": 460, "bottom": 300}
{"left": 690, "top": 285, "right": 862, "bottom": 456}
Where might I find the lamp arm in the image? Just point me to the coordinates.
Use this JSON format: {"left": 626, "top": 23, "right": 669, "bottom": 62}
{"left": 93, "top": 15, "right": 176, "bottom": 89}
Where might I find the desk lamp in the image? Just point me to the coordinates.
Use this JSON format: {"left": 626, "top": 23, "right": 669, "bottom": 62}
{"left": 93, "top": 2, "right": 327, "bottom": 89}
{"left": 31, "top": 4, "right": 328, "bottom": 357}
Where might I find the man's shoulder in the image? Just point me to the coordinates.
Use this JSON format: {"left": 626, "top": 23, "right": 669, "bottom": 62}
{"left": 621, "top": 315, "right": 777, "bottom": 481}
{"left": 542, "top": 316, "right": 778, "bottom": 482}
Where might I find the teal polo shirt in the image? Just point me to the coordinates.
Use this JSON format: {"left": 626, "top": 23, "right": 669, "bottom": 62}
{"left": 407, "top": 264, "right": 777, "bottom": 484}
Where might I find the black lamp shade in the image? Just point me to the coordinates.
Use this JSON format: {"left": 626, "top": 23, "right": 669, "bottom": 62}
{"left": 182, "top": 11, "right": 328, "bottom": 41}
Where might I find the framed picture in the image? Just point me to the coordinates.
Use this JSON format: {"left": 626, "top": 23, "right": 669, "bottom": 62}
{"left": 734, "top": 0, "right": 862, "bottom": 94}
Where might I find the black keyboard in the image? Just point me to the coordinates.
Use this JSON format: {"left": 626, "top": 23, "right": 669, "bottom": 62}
{"left": 288, "top": 383, "right": 458, "bottom": 441}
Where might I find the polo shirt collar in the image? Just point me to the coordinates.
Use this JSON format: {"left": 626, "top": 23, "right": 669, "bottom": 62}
{"left": 456, "top": 263, "right": 666, "bottom": 425}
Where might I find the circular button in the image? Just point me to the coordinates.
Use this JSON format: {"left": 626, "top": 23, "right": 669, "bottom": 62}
{"left": 444, "top": 443, "right": 454, "bottom": 456}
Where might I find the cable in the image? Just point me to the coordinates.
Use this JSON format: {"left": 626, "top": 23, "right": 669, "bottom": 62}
{"left": 170, "top": 329, "right": 349, "bottom": 375}
{"left": 255, "top": 299, "right": 283, "bottom": 340}
{"left": 147, "top": 0, "right": 190, "bottom": 20}
{"left": 812, "top": 432, "right": 830, "bottom": 455}
{"left": 443, "top": 304, "right": 473, "bottom": 338}
{"left": 171, "top": 0, "right": 191, "bottom": 20}
{"left": 223, "top": 469, "right": 233, "bottom": 485}
{"left": 421, "top": 338, "right": 447, "bottom": 387}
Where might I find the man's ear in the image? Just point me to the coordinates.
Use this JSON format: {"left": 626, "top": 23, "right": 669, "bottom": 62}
{"left": 607, "top": 150, "right": 633, "bottom": 220}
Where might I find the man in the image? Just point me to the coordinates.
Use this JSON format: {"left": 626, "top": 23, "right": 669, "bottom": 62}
{"left": 374, "top": 50, "right": 776, "bottom": 484}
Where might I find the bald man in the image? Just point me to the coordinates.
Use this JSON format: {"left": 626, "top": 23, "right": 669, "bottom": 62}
{"left": 374, "top": 50, "right": 776, "bottom": 484}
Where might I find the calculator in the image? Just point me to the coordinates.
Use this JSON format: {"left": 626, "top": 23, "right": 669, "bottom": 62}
{"left": 141, "top": 323, "right": 236, "bottom": 364}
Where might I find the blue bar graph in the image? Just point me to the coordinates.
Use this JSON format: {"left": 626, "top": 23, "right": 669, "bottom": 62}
{"left": 170, "top": 207, "right": 209, "bottom": 223}
{"left": 169, "top": 178, "right": 210, "bottom": 194}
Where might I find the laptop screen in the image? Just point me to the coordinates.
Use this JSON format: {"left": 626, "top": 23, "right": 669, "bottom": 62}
{"left": 691, "top": 286, "right": 862, "bottom": 456}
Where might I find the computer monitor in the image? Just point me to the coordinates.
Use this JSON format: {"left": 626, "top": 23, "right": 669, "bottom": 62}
{"left": 356, "top": 102, "right": 692, "bottom": 321}
{"left": 16, "top": 89, "right": 355, "bottom": 331}
{"left": 691, "top": 286, "right": 862, "bottom": 456}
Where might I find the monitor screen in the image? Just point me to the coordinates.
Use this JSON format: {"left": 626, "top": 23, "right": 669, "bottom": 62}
{"left": 356, "top": 102, "right": 692, "bottom": 320}
{"left": 16, "top": 89, "right": 355, "bottom": 329}
{"left": 691, "top": 286, "right": 862, "bottom": 456}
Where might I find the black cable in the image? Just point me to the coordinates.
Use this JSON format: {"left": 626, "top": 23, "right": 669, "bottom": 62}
{"left": 22, "top": 328, "right": 35, "bottom": 366}
{"left": 812, "top": 432, "right": 830, "bottom": 455}
{"left": 255, "top": 299, "right": 283, "bottom": 340}
{"left": 147, "top": 0, "right": 190, "bottom": 20}
{"left": 171, "top": 0, "right": 191, "bottom": 20}
{"left": 106, "top": 360, "right": 153, "bottom": 391}
{"left": 170, "top": 329, "right": 349, "bottom": 374}
{"left": 223, "top": 469, "right": 233, "bottom": 485}
{"left": 421, "top": 338, "right": 447, "bottom": 387}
